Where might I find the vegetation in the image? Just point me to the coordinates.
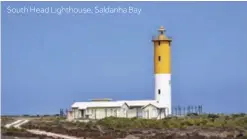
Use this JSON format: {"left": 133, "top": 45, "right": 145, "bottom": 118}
{"left": 2, "top": 114, "right": 247, "bottom": 138}
{"left": 19, "top": 113, "right": 247, "bottom": 138}
{"left": 95, "top": 114, "right": 247, "bottom": 130}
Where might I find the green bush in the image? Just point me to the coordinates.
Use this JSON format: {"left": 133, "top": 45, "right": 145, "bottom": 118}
{"left": 207, "top": 114, "right": 220, "bottom": 119}
{"left": 94, "top": 114, "right": 247, "bottom": 129}
{"left": 232, "top": 113, "right": 246, "bottom": 118}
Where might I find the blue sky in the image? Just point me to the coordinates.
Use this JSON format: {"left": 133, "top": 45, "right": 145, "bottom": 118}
{"left": 1, "top": 2, "right": 247, "bottom": 115}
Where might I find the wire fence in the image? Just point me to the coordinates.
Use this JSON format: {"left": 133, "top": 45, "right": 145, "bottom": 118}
{"left": 171, "top": 105, "right": 203, "bottom": 116}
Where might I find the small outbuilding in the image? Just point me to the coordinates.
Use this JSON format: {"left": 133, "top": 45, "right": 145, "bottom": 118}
{"left": 68, "top": 99, "right": 168, "bottom": 120}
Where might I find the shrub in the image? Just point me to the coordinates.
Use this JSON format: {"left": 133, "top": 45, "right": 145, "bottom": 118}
{"left": 207, "top": 114, "right": 220, "bottom": 119}
{"left": 187, "top": 113, "right": 199, "bottom": 117}
{"left": 16, "top": 113, "right": 247, "bottom": 133}
{"left": 232, "top": 113, "right": 246, "bottom": 118}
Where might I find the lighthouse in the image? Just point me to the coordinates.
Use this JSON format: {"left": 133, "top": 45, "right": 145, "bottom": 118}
{"left": 152, "top": 26, "right": 172, "bottom": 115}
{"left": 70, "top": 26, "right": 172, "bottom": 120}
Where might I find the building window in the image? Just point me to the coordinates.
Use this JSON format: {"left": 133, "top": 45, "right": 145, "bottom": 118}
{"left": 158, "top": 56, "right": 161, "bottom": 61}
{"left": 158, "top": 41, "right": 161, "bottom": 46}
{"left": 158, "top": 89, "right": 161, "bottom": 94}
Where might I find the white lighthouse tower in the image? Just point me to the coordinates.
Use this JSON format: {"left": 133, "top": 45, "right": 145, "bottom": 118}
{"left": 152, "top": 26, "right": 172, "bottom": 115}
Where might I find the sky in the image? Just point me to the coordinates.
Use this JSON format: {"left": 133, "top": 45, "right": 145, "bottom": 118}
{"left": 1, "top": 2, "right": 247, "bottom": 115}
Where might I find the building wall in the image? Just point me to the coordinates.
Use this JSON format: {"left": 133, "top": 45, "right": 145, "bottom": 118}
{"left": 155, "top": 74, "right": 171, "bottom": 115}
{"left": 153, "top": 41, "right": 170, "bottom": 74}
{"left": 142, "top": 105, "right": 158, "bottom": 119}
{"left": 128, "top": 108, "right": 137, "bottom": 118}
{"left": 72, "top": 108, "right": 81, "bottom": 119}
{"left": 79, "top": 104, "right": 129, "bottom": 120}
{"left": 127, "top": 107, "right": 142, "bottom": 118}
{"left": 67, "top": 111, "right": 73, "bottom": 121}
{"left": 106, "top": 108, "right": 118, "bottom": 117}
{"left": 95, "top": 108, "right": 106, "bottom": 119}
{"left": 70, "top": 105, "right": 166, "bottom": 120}
{"left": 117, "top": 103, "right": 128, "bottom": 118}
{"left": 85, "top": 108, "right": 115, "bottom": 119}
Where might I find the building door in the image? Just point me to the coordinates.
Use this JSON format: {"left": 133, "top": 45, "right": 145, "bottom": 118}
{"left": 81, "top": 110, "right": 84, "bottom": 118}
{"left": 137, "top": 108, "right": 142, "bottom": 118}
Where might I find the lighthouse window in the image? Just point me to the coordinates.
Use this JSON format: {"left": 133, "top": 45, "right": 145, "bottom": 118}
{"left": 158, "top": 89, "right": 161, "bottom": 94}
{"left": 158, "top": 41, "right": 161, "bottom": 46}
{"left": 158, "top": 56, "right": 161, "bottom": 61}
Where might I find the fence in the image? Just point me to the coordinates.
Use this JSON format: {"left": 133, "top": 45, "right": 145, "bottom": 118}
{"left": 171, "top": 105, "right": 203, "bottom": 116}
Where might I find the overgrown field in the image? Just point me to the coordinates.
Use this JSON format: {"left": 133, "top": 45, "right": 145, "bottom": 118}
{"left": 1, "top": 116, "right": 61, "bottom": 139}
{"left": 20, "top": 113, "right": 247, "bottom": 139}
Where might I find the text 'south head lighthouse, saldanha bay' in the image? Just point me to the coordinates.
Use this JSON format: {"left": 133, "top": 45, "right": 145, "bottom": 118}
{"left": 6, "top": 6, "right": 142, "bottom": 15}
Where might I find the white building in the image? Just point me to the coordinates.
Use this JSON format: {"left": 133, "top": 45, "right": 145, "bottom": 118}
{"left": 68, "top": 99, "right": 168, "bottom": 120}
{"left": 68, "top": 26, "right": 172, "bottom": 120}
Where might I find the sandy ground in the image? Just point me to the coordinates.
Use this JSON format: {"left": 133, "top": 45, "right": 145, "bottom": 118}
{"left": 1, "top": 136, "right": 53, "bottom": 139}
{"left": 3, "top": 119, "right": 81, "bottom": 139}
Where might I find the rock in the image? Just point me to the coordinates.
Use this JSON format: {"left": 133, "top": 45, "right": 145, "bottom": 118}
{"left": 141, "top": 130, "right": 149, "bottom": 134}
{"left": 124, "top": 135, "right": 140, "bottom": 139}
